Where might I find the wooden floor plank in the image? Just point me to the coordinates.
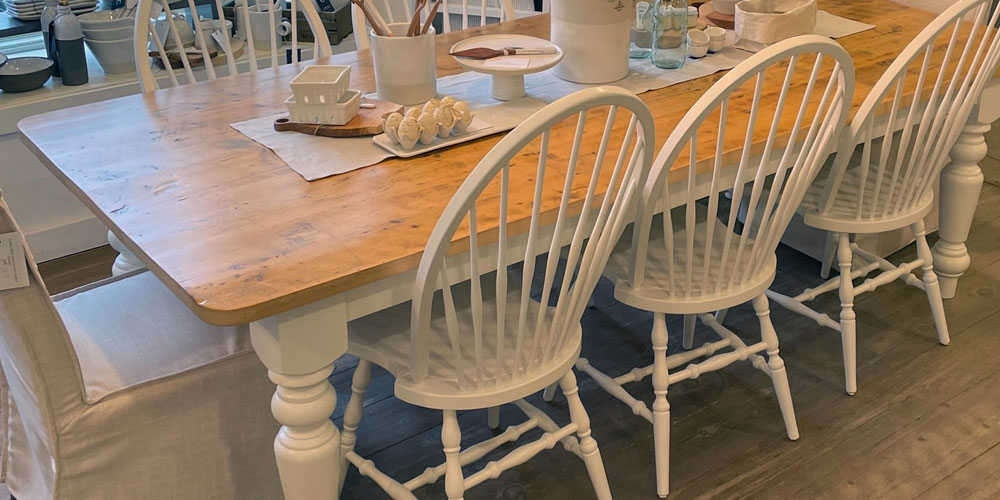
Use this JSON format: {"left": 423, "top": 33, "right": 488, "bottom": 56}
{"left": 29, "top": 184, "right": 1000, "bottom": 500}
{"left": 916, "top": 442, "right": 1000, "bottom": 500}
{"left": 337, "top": 184, "right": 1000, "bottom": 500}
{"left": 36, "top": 245, "right": 116, "bottom": 294}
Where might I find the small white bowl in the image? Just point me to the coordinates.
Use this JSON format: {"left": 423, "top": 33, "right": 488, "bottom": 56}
{"left": 705, "top": 26, "right": 727, "bottom": 42}
{"left": 84, "top": 38, "right": 136, "bottom": 74}
{"left": 78, "top": 10, "right": 134, "bottom": 29}
{"left": 709, "top": 39, "right": 725, "bottom": 53}
{"left": 689, "top": 30, "right": 709, "bottom": 45}
{"left": 82, "top": 25, "right": 133, "bottom": 41}
{"left": 689, "top": 42, "right": 708, "bottom": 58}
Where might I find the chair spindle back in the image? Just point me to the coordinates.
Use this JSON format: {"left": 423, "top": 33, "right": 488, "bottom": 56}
{"left": 816, "top": 0, "right": 1000, "bottom": 221}
{"left": 352, "top": 0, "right": 517, "bottom": 50}
{"left": 631, "top": 35, "right": 855, "bottom": 300}
{"left": 408, "top": 86, "right": 655, "bottom": 387}
{"left": 135, "top": 0, "right": 333, "bottom": 91}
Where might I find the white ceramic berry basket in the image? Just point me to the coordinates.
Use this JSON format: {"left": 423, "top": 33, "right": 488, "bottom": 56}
{"left": 289, "top": 65, "right": 351, "bottom": 106}
{"left": 284, "top": 90, "right": 361, "bottom": 125}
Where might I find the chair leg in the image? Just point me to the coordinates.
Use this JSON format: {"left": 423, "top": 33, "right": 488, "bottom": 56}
{"left": 560, "top": 370, "right": 612, "bottom": 500}
{"left": 651, "top": 313, "right": 671, "bottom": 498}
{"left": 837, "top": 233, "right": 858, "bottom": 396}
{"left": 683, "top": 314, "right": 696, "bottom": 350}
{"left": 752, "top": 295, "right": 799, "bottom": 441}
{"left": 714, "top": 308, "right": 728, "bottom": 324}
{"left": 821, "top": 231, "right": 839, "bottom": 279}
{"left": 542, "top": 381, "right": 559, "bottom": 402}
{"left": 912, "top": 220, "right": 950, "bottom": 346}
{"left": 442, "top": 410, "right": 465, "bottom": 500}
{"left": 339, "top": 359, "right": 372, "bottom": 493}
{"left": 487, "top": 406, "right": 500, "bottom": 430}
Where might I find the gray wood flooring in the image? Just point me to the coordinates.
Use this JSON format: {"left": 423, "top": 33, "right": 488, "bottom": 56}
{"left": 23, "top": 174, "right": 1000, "bottom": 500}
{"left": 330, "top": 181, "right": 1000, "bottom": 500}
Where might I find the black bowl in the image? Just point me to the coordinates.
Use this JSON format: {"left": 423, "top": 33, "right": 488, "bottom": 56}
{"left": 0, "top": 57, "right": 55, "bottom": 93}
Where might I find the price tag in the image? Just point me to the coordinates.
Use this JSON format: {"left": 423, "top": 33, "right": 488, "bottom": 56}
{"left": 212, "top": 30, "right": 229, "bottom": 53}
{"left": 0, "top": 232, "right": 29, "bottom": 291}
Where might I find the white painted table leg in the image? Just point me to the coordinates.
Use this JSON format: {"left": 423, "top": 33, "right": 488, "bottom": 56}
{"left": 107, "top": 230, "right": 144, "bottom": 276}
{"left": 932, "top": 118, "right": 987, "bottom": 299}
{"left": 251, "top": 297, "right": 351, "bottom": 500}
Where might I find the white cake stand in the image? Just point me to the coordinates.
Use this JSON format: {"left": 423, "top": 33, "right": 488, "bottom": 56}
{"left": 450, "top": 34, "right": 563, "bottom": 101}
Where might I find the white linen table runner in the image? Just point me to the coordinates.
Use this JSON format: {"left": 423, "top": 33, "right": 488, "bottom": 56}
{"left": 232, "top": 12, "right": 873, "bottom": 182}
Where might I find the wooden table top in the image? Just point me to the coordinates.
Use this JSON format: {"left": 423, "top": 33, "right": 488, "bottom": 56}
{"left": 18, "top": 0, "right": 937, "bottom": 325}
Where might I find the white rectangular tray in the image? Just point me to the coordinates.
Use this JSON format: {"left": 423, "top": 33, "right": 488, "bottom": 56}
{"left": 372, "top": 117, "right": 498, "bottom": 158}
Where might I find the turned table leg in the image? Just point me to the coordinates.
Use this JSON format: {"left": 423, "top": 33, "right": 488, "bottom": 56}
{"left": 251, "top": 297, "right": 350, "bottom": 500}
{"left": 107, "top": 230, "right": 145, "bottom": 276}
{"left": 932, "top": 115, "right": 988, "bottom": 299}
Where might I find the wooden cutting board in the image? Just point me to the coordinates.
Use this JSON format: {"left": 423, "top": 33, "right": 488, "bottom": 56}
{"left": 273, "top": 99, "right": 404, "bottom": 138}
{"left": 699, "top": 2, "right": 735, "bottom": 30}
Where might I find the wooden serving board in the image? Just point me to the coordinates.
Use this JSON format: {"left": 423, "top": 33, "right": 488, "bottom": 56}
{"left": 700, "top": 2, "right": 735, "bottom": 29}
{"left": 273, "top": 99, "right": 404, "bottom": 138}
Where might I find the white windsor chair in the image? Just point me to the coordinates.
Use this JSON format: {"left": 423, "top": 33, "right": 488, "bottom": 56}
{"left": 338, "top": 86, "right": 654, "bottom": 500}
{"left": 574, "top": 36, "right": 856, "bottom": 498}
{"left": 134, "top": 0, "right": 333, "bottom": 91}
{"left": 351, "top": 0, "right": 519, "bottom": 50}
{"left": 767, "top": 0, "right": 1000, "bottom": 395}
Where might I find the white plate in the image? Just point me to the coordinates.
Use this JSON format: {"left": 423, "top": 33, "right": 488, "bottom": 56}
{"left": 450, "top": 34, "right": 562, "bottom": 76}
{"left": 449, "top": 34, "right": 563, "bottom": 101}
{"left": 6, "top": 0, "right": 93, "bottom": 5}
{"left": 6, "top": 2, "right": 94, "bottom": 8}
{"left": 373, "top": 117, "right": 496, "bottom": 158}
{"left": 5, "top": 1, "right": 93, "bottom": 8}
{"left": 7, "top": 5, "right": 97, "bottom": 16}
{"left": 8, "top": 6, "right": 94, "bottom": 19}
{"left": 7, "top": 3, "right": 94, "bottom": 12}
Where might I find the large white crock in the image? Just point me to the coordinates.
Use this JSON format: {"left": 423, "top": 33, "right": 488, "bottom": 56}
{"left": 550, "top": 0, "right": 631, "bottom": 84}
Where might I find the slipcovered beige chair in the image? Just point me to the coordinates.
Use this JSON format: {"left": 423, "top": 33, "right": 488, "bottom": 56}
{"left": 0, "top": 192, "right": 279, "bottom": 500}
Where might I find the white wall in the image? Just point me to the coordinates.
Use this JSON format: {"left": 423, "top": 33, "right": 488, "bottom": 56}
{"left": 0, "top": 133, "right": 109, "bottom": 262}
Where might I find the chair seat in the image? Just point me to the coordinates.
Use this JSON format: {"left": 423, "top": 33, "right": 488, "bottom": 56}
{"left": 348, "top": 277, "right": 581, "bottom": 410}
{"left": 605, "top": 214, "right": 776, "bottom": 314}
{"left": 800, "top": 166, "right": 935, "bottom": 233}
{"left": 54, "top": 270, "right": 253, "bottom": 404}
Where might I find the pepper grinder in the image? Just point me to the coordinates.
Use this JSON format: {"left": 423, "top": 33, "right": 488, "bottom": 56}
{"left": 52, "top": 0, "right": 88, "bottom": 86}
{"left": 40, "top": 0, "right": 59, "bottom": 77}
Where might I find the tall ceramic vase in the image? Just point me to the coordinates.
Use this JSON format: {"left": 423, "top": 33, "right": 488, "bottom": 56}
{"left": 551, "top": 0, "right": 631, "bottom": 84}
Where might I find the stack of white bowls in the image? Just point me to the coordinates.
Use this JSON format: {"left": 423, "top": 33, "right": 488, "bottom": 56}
{"left": 79, "top": 10, "right": 135, "bottom": 74}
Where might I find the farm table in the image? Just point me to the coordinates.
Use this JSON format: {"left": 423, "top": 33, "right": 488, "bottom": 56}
{"left": 16, "top": 1, "right": 996, "bottom": 498}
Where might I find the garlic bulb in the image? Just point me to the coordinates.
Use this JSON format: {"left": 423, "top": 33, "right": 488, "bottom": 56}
{"left": 451, "top": 101, "right": 473, "bottom": 135}
{"left": 381, "top": 96, "right": 475, "bottom": 150}
{"left": 435, "top": 107, "right": 455, "bottom": 138}
{"left": 396, "top": 117, "right": 420, "bottom": 150}
{"left": 417, "top": 112, "right": 438, "bottom": 145}
{"left": 382, "top": 112, "right": 403, "bottom": 145}
{"left": 404, "top": 106, "right": 422, "bottom": 120}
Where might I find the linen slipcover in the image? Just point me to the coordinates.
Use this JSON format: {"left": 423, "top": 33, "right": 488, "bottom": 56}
{"left": 0, "top": 192, "right": 281, "bottom": 500}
